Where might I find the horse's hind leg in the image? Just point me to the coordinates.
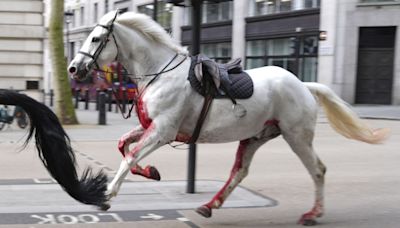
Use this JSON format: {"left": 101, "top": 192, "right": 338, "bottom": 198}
{"left": 196, "top": 132, "right": 277, "bottom": 218}
{"left": 283, "top": 129, "right": 326, "bottom": 226}
{"left": 118, "top": 125, "right": 160, "bottom": 181}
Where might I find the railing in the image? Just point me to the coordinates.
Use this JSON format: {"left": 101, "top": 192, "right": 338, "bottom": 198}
{"left": 42, "top": 88, "right": 133, "bottom": 125}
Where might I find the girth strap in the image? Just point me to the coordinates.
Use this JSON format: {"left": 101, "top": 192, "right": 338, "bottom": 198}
{"left": 187, "top": 70, "right": 217, "bottom": 144}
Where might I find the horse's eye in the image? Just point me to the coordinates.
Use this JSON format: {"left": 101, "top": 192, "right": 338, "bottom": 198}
{"left": 92, "top": 37, "right": 100, "bottom": 42}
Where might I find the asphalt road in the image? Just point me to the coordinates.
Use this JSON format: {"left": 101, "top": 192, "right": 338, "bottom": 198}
{"left": 0, "top": 108, "right": 399, "bottom": 228}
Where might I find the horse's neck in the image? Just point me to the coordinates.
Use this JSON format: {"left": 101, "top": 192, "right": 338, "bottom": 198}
{"left": 114, "top": 25, "right": 176, "bottom": 88}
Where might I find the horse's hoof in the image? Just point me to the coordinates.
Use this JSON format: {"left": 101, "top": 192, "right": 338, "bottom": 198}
{"left": 196, "top": 205, "right": 212, "bottom": 218}
{"left": 99, "top": 203, "right": 110, "bottom": 211}
{"left": 300, "top": 219, "right": 317, "bottom": 226}
{"left": 148, "top": 166, "right": 161, "bottom": 181}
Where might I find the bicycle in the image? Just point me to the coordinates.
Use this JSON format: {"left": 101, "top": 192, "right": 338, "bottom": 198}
{"left": 0, "top": 105, "right": 29, "bottom": 130}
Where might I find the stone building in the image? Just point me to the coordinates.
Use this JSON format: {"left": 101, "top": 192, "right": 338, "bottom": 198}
{"left": 63, "top": 0, "right": 320, "bottom": 81}
{"left": 320, "top": 0, "right": 400, "bottom": 104}
{"left": 59, "top": 0, "right": 400, "bottom": 105}
{"left": 0, "top": 0, "right": 45, "bottom": 99}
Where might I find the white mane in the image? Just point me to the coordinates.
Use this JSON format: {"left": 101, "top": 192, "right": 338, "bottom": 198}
{"left": 115, "top": 12, "right": 188, "bottom": 54}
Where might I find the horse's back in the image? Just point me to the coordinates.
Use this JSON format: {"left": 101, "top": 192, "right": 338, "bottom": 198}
{"left": 246, "top": 66, "right": 319, "bottom": 131}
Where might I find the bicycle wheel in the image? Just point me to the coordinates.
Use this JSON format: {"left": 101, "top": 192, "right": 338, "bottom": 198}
{"left": 16, "top": 113, "right": 28, "bottom": 129}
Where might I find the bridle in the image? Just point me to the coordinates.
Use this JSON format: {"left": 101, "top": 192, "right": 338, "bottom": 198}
{"left": 76, "top": 10, "right": 188, "bottom": 119}
{"left": 78, "top": 10, "right": 187, "bottom": 81}
{"left": 78, "top": 11, "right": 119, "bottom": 70}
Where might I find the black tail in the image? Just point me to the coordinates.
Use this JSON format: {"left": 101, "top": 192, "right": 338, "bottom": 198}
{"left": 0, "top": 89, "right": 108, "bottom": 207}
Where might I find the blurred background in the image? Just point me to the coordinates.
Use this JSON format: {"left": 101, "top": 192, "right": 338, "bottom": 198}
{"left": 1, "top": 0, "right": 399, "bottom": 106}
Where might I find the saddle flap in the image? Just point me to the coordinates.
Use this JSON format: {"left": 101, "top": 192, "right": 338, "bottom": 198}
{"left": 223, "top": 58, "right": 243, "bottom": 73}
{"left": 188, "top": 54, "right": 254, "bottom": 100}
{"left": 195, "top": 55, "right": 221, "bottom": 88}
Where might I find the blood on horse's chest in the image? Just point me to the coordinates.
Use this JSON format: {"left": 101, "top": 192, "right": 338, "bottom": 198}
{"left": 136, "top": 97, "right": 152, "bottom": 129}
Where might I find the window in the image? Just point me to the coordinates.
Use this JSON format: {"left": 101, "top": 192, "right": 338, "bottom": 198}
{"left": 94, "top": 3, "right": 98, "bottom": 23}
{"left": 138, "top": 1, "right": 173, "bottom": 29}
{"left": 203, "top": 1, "right": 232, "bottom": 23}
{"left": 80, "top": 6, "right": 85, "bottom": 26}
{"left": 105, "top": 0, "right": 109, "bottom": 13}
{"left": 359, "top": 0, "right": 399, "bottom": 3}
{"left": 184, "top": 1, "right": 232, "bottom": 25}
{"left": 249, "top": 0, "right": 293, "bottom": 16}
{"left": 249, "top": 0, "right": 320, "bottom": 16}
{"left": 280, "top": 0, "right": 293, "bottom": 12}
{"left": 267, "top": 38, "right": 294, "bottom": 56}
{"left": 304, "top": 0, "right": 321, "bottom": 8}
{"left": 301, "top": 36, "right": 318, "bottom": 55}
{"left": 245, "top": 36, "right": 318, "bottom": 82}
{"left": 26, "top": 81, "right": 39, "bottom": 90}
{"left": 200, "top": 43, "right": 232, "bottom": 63}
{"left": 71, "top": 9, "right": 76, "bottom": 27}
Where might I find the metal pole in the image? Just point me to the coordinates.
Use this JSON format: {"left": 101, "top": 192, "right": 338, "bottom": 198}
{"left": 50, "top": 89, "right": 54, "bottom": 107}
{"left": 64, "top": 11, "right": 74, "bottom": 63}
{"left": 98, "top": 92, "right": 106, "bottom": 125}
{"left": 95, "top": 88, "right": 100, "bottom": 110}
{"left": 187, "top": 0, "right": 202, "bottom": 194}
{"left": 84, "top": 88, "right": 89, "bottom": 110}
{"left": 107, "top": 88, "right": 113, "bottom": 112}
{"left": 122, "top": 87, "right": 127, "bottom": 113}
{"left": 153, "top": 0, "right": 158, "bottom": 22}
{"left": 65, "top": 20, "right": 71, "bottom": 63}
{"left": 74, "top": 88, "right": 79, "bottom": 109}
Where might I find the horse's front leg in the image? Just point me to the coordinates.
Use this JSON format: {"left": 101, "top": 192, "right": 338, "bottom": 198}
{"left": 104, "top": 123, "right": 173, "bottom": 208}
{"left": 118, "top": 125, "right": 160, "bottom": 181}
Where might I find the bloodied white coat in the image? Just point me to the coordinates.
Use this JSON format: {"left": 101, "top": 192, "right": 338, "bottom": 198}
{"left": 68, "top": 11, "right": 389, "bottom": 225}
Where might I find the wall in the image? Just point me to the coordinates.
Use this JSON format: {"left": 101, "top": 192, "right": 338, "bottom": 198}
{"left": 0, "top": 0, "right": 45, "bottom": 100}
{"left": 319, "top": 0, "right": 400, "bottom": 104}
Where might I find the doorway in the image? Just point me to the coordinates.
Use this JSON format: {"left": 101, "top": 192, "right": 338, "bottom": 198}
{"left": 355, "top": 27, "right": 396, "bottom": 104}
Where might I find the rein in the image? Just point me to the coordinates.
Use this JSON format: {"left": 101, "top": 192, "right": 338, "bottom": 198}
{"left": 94, "top": 53, "right": 187, "bottom": 80}
{"left": 77, "top": 10, "right": 188, "bottom": 119}
{"left": 100, "top": 53, "right": 187, "bottom": 119}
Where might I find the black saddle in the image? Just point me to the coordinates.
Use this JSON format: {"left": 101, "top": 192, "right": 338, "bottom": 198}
{"left": 186, "top": 54, "right": 254, "bottom": 144}
{"left": 188, "top": 54, "right": 254, "bottom": 99}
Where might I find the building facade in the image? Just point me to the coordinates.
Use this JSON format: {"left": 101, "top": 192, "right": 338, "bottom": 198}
{"left": 0, "top": 0, "right": 45, "bottom": 100}
{"left": 59, "top": 0, "right": 400, "bottom": 104}
{"left": 320, "top": 0, "right": 400, "bottom": 105}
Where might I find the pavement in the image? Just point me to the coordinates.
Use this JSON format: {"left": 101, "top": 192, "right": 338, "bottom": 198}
{"left": 0, "top": 103, "right": 399, "bottom": 227}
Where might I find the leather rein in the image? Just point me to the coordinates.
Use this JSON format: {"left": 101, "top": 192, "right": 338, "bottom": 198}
{"left": 77, "top": 12, "right": 187, "bottom": 119}
{"left": 78, "top": 12, "right": 205, "bottom": 144}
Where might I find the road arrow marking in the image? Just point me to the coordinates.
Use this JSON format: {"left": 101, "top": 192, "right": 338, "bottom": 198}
{"left": 140, "top": 213, "right": 164, "bottom": 220}
{"left": 177, "top": 217, "right": 190, "bottom": 222}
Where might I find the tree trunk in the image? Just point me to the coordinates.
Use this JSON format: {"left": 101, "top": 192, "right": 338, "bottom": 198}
{"left": 49, "top": 0, "right": 78, "bottom": 124}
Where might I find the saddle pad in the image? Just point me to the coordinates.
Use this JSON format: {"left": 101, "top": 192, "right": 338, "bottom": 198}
{"left": 188, "top": 56, "right": 254, "bottom": 99}
{"left": 221, "top": 72, "right": 254, "bottom": 99}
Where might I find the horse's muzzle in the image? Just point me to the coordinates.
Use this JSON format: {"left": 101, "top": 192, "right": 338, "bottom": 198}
{"left": 68, "top": 64, "right": 90, "bottom": 81}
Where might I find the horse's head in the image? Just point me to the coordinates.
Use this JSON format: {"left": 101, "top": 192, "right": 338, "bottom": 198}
{"left": 68, "top": 11, "right": 120, "bottom": 81}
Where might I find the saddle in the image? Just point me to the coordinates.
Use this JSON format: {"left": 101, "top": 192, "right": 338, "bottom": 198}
{"left": 188, "top": 54, "right": 253, "bottom": 99}
{"left": 187, "top": 54, "right": 254, "bottom": 144}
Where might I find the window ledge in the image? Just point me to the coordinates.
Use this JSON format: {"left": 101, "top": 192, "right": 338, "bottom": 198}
{"left": 181, "top": 20, "right": 232, "bottom": 30}
{"left": 246, "top": 9, "right": 320, "bottom": 23}
{"left": 357, "top": 2, "right": 400, "bottom": 7}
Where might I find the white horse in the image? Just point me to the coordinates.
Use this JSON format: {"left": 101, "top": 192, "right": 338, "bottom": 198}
{"left": 68, "top": 11, "right": 389, "bottom": 225}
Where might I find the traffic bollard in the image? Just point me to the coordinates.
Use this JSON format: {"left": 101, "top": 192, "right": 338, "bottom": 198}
{"left": 98, "top": 92, "right": 106, "bottom": 125}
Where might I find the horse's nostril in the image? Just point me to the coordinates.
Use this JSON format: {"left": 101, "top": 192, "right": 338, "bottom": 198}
{"left": 69, "top": 66, "right": 77, "bottom": 74}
